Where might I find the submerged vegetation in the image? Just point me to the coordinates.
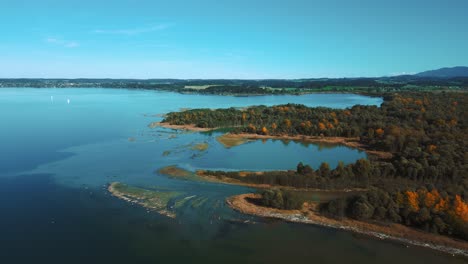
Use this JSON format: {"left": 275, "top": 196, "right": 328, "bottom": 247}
{"left": 108, "top": 182, "right": 181, "bottom": 218}
{"left": 190, "top": 142, "right": 209, "bottom": 151}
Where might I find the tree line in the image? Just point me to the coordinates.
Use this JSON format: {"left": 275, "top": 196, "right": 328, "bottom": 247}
{"left": 1, "top": 78, "right": 467, "bottom": 93}
{"left": 320, "top": 187, "right": 468, "bottom": 240}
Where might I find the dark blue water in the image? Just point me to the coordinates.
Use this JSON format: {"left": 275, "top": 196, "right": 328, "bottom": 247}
{"left": 0, "top": 88, "right": 464, "bottom": 263}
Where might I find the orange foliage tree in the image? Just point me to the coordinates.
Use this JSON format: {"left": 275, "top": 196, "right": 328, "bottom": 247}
{"left": 318, "top": 122, "right": 326, "bottom": 131}
{"left": 248, "top": 123, "right": 256, "bottom": 133}
{"left": 434, "top": 197, "right": 449, "bottom": 213}
{"left": 453, "top": 195, "right": 468, "bottom": 222}
{"left": 271, "top": 123, "right": 277, "bottom": 130}
{"left": 375, "top": 128, "right": 384, "bottom": 137}
{"left": 424, "top": 189, "right": 440, "bottom": 208}
{"left": 405, "top": 191, "right": 419, "bottom": 212}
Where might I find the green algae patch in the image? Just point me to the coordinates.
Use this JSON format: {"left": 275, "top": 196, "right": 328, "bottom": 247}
{"left": 190, "top": 142, "right": 209, "bottom": 151}
{"left": 216, "top": 134, "right": 250, "bottom": 148}
{"left": 108, "top": 182, "right": 181, "bottom": 218}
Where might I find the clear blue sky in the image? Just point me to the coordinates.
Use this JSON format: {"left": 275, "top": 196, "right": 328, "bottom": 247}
{"left": 1, "top": 0, "right": 467, "bottom": 79}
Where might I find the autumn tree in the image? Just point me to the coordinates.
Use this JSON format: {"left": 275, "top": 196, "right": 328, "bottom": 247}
{"left": 453, "top": 195, "right": 468, "bottom": 222}
{"left": 375, "top": 128, "right": 384, "bottom": 137}
{"left": 284, "top": 119, "right": 291, "bottom": 129}
{"left": 405, "top": 191, "right": 419, "bottom": 212}
{"left": 427, "top": 144, "right": 437, "bottom": 153}
{"left": 271, "top": 123, "right": 277, "bottom": 130}
{"left": 318, "top": 122, "right": 326, "bottom": 131}
{"left": 424, "top": 189, "right": 440, "bottom": 208}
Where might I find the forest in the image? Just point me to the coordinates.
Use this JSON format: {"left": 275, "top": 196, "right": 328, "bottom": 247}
{"left": 320, "top": 186, "right": 468, "bottom": 240}
{"left": 164, "top": 92, "right": 468, "bottom": 240}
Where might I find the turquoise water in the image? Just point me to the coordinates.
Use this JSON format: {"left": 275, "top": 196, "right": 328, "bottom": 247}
{"left": 0, "top": 88, "right": 374, "bottom": 184}
{"left": 0, "top": 88, "right": 464, "bottom": 263}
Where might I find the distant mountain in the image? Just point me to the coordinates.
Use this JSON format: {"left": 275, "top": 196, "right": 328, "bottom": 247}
{"left": 415, "top": 66, "right": 468, "bottom": 78}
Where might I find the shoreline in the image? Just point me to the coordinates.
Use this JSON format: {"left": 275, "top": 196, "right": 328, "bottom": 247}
{"left": 148, "top": 122, "right": 216, "bottom": 132}
{"left": 177, "top": 90, "right": 385, "bottom": 98}
{"left": 221, "top": 133, "right": 392, "bottom": 159}
{"left": 227, "top": 193, "right": 468, "bottom": 258}
{"left": 149, "top": 121, "right": 392, "bottom": 159}
{"left": 195, "top": 170, "right": 366, "bottom": 192}
{"left": 196, "top": 170, "right": 291, "bottom": 189}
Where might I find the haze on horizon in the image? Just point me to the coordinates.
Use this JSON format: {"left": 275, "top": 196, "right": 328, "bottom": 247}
{"left": 1, "top": 0, "right": 467, "bottom": 79}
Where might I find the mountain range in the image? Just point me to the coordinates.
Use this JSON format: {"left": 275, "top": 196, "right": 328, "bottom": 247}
{"left": 414, "top": 66, "right": 468, "bottom": 78}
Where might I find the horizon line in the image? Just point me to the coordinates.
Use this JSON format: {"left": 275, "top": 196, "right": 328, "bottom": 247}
{"left": 1, "top": 66, "right": 466, "bottom": 80}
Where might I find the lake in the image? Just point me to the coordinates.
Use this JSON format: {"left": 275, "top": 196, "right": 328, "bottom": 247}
{"left": 0, "top": 88, "right": 464, "bottom": 263}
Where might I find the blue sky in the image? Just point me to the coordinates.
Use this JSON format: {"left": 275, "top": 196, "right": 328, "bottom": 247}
{"left": 1, "top": 0, "right": 467, "bottom": 79}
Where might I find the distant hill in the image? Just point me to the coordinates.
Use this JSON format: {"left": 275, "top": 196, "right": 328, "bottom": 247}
{"left": 415, "top": 66, "right": 468, "bottom": 78}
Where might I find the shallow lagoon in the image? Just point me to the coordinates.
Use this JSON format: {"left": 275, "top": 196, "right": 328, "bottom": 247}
{"left": 0, "top": 88, "right": 464, "bottom": 263}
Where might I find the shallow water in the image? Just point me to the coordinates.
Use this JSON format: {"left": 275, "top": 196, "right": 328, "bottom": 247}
{"left": 0, "top": 88, "right": 464, "bottom": 263}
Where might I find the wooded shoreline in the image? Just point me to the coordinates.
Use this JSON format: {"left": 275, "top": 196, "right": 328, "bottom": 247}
{"left": 227, "top": 194, "right": 468, "bottom": 258}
